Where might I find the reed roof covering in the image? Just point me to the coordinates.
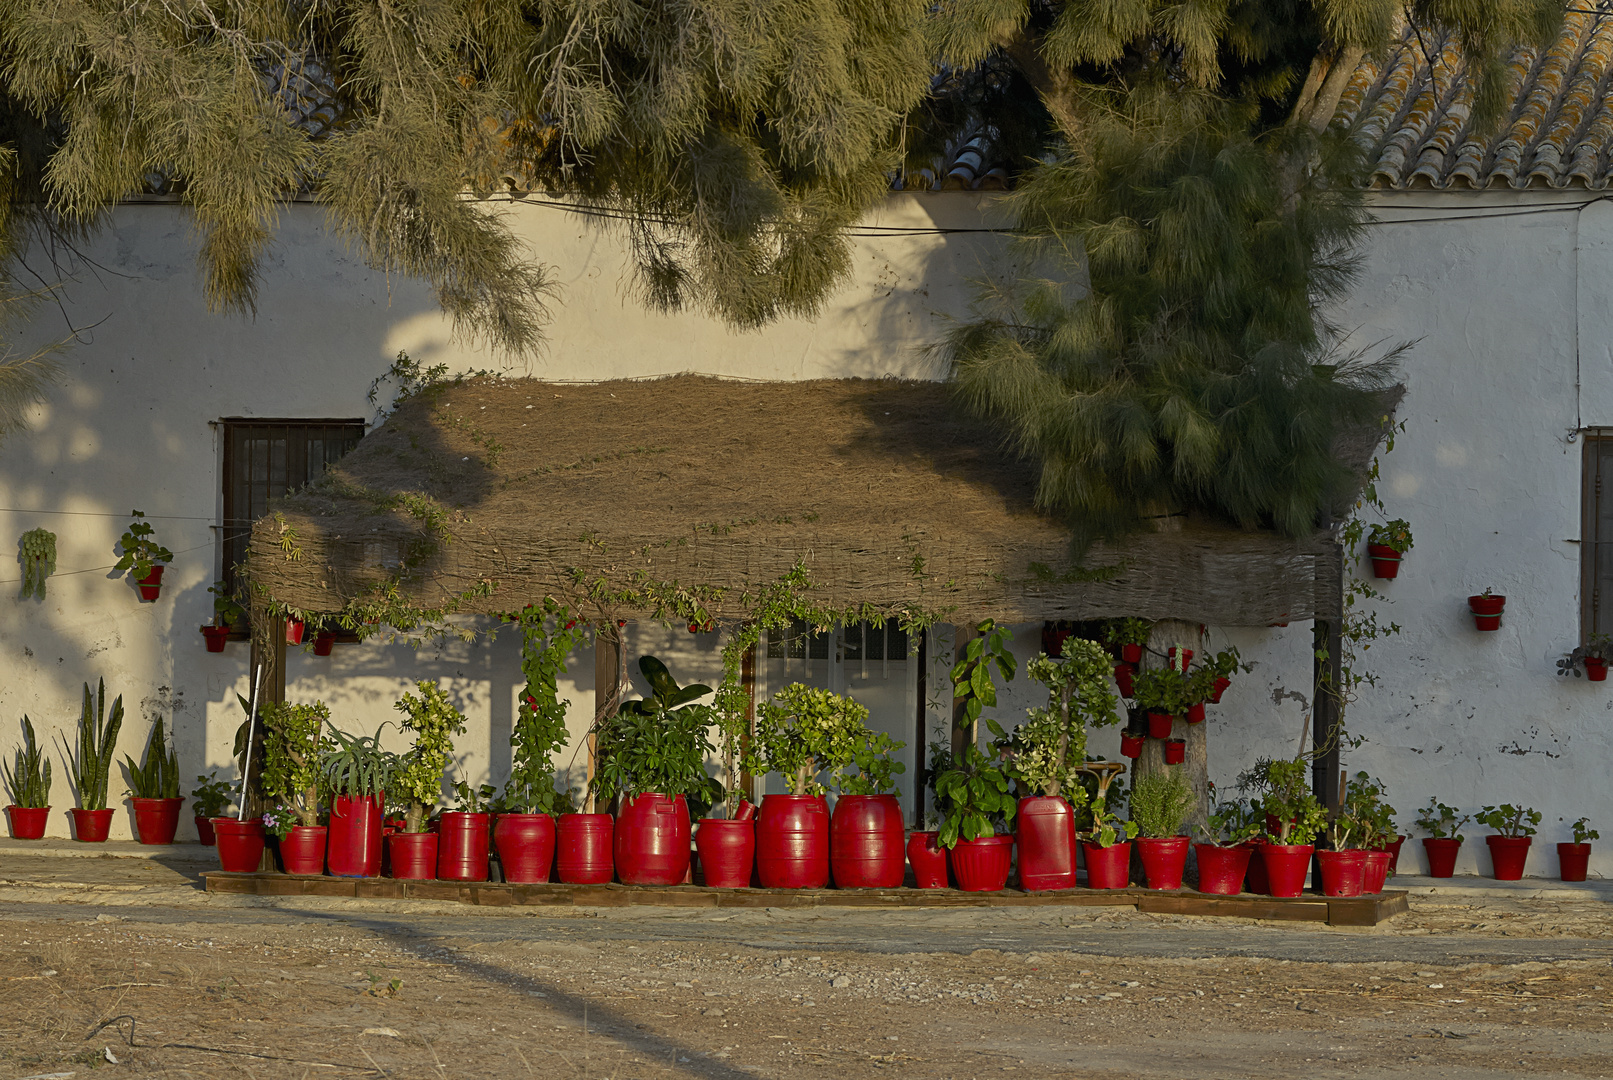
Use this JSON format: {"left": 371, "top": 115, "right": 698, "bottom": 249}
{"left": 248, "top": 376, "right": 1351, "bottom": 627}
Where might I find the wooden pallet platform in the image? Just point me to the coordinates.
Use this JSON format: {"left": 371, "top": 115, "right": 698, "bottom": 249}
{"left": 202, "top": 872, "right": 1408, "bottom": 926}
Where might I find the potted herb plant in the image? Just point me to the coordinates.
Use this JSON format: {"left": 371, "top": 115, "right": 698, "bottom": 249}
{"left": 1365, "top": 519, "right": 1413, "bottom": 579}
{"left": 260, "top": 701, "right": 331, "bottom": 875}
{"left": 61, "top": 680, "right": 123, "bottom": 842}
{"left": 1103, "top": 617, "right": 1151, "bottom": 666}
{"left": 1131, "top": 667, "right": 1191, "bottom": 739}
{"left": 1476, "top": 803, "right": 1540, "bottom": 880}
{"left": 318, "top": 725, "right": 396, "bottom": 877}
{"left": 1468, "top": 589, "right": 1506, "bottom": 631}
{"left": 934, "top": 745, "right": 1017, "bottom": 891}
{"left": 829, "top": 729, "right": 907, "bottom": 888}
{"left": 114, "top": 510, "right": 173, "bottom": 601}
{"left": 387, "top": 682, "right": 465, "bottom": 881}
{"left": 1557, "top": 633, "right": 1613, "bottom": 682}
{"left": 124, "top": 717, "right": 183, "bottom": 844}
{"left": 1130, "top": 770, "right": 1195, "bottom": 890}
{"left": 202, "top": 581, "right": 244, "bottom": 652}
{"left": 1193, "top": 800, "right": 1261, "bottom": 894}
{"left": 1260, "top": 759, "right": 1326, "bottom": 897}
{"left": 3, "top": 716, "right": 51, "bottom": 839}
{"left": 190, "top": 771, "right": 236, "bottom": 845}
{"left": 1416, "top": 799, "right": 1468, "bottom": 877}
{"left": 1559, "top": 817, "right": 1597, "bottom": 882}
{"left": 1081, "top": 797, "right": 1137, "bottom": 889}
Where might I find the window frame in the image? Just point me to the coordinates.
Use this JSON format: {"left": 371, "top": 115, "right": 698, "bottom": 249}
{"left": 1581, "top": 431, "right": 1613, "bottom": 643}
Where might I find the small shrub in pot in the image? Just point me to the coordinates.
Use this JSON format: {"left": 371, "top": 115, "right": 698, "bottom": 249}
{"left": 1416, "top": 799, "right": 1469, "bottom": 878}
{"left": 1558, "top": 817, "right": 1598, "bottom": 882}
{"left": 1259, "top": 759, "right": 1326, "bottom": 897}
{"left": 1130, "top": 769, "right": 1194, "bottom": 889}
{"left": 1475, "top": 803, "right": 1540, "bottom": 881}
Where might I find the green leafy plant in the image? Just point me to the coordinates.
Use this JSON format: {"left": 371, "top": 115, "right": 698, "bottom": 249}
{"left": 1475, "top": 804, "right": 1541, "bottom": 838}
{"left": 112, "top": 510, "right": 173, "bottom": 581}
{"left": 123, "top": 717, "right": 180, "bottom": 799}
{"left": 451, "top": 781, "right": 498, "bottom": 813}
{"left": 392, "top": 682, "right": 466, "bottom": 832}
{"left": 502, "top": 601, "right": 587, "bottom": 815}
{"left": 1129, "top": 770, "right": 1195, "bottom": 839}
{"left": 993, "top": 641, "right": 1118, "bottom": 799}
{"left": 1415, "top": 799, "right": 1469, "bottom": 842}
{"left": 260, "top": 702, "right": 330, "bottom": 828}
{"left": 1101, "top": 618, "right": 1151, "bottom": 649}
{"left": 208, "top": 581, "right": 246, "bottom": 627}
{"left": 1557, "top": 632, "right": 1613, "bottom": 677}
{"left": 1334, "top": 771, "right": 1396, "bottom": 850}
{"left": 59, "top": 680, "right": 123, "bottom": 811}
{"left": 1568, "top": 817, "right": 1599, "bottom": 845}
{"left": 19, "top": 528, "right": 54, "bottom": 599}
{"left": 1261, "top": 759, "right": 1326, "bottom": 846}
{"left": 1086, "top": 798, "right": 1138, "bottom": 849}
{"left": 950, "top": 619, "right": 1016, "bottom": 740}
{"left": 934, "top": 744, "right": 1017, "bottom": 848}
{"left": 833, "top": 731, "right": 907, "bottom": 796}
{"left": 1366, "top": 519, "right": 1413, "bottom": 555}
{"left": 2, "top": 716, "right": 51, "bottom": 808}
{"left": 1130, "top": 666, "right": 1194, "bottom": 716}
{"left": 190, "top": 771, "right": 236, "bottom": 818}
{"left": 595, "top": 656, "right": 719, "bottom": 805}
{"left": 1198, "top": 798, "right": 1261, "bottom": 847}
{"left": 746, "top": 682, "right": 867, "bottom": 797}
{"left": 319, "top": 725, "right": 397, "bottom": 801}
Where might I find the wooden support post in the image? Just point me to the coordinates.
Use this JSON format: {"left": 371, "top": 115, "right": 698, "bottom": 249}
{"left": 913, "top": 628, "right": 929, "bottom": 827}
{"left": 950, "top": 622, "right": 977, "bottom": 761}
{"left": 740, "top": 640, "right": 758, "bottom": 804}
{"left": 247, "top": 616, "right": 287, "bottom": 872}
{"left": 591, "top": 622, "right": 624, "bottom": 814}
{"left": 1313, "top": 541, "right": 1345, "bottom": 814}
{"left": 1131, "top": 619, "right": 1210, "bottom": 837}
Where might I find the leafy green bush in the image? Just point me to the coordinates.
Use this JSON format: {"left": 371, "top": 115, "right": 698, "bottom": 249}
{"left": 994, "top": 641, "right": 1117, "bottom": 799}
{"left": 1129, "top": 770, "right": 1195, "bottom": 839}
{"left": 746, "top": 683, "right": 867, "bottom": 797}
{"left": 595, "top": 656, "right": 719, "bottom": 805}
{"left": 934, "top": 745, "right": 1017, "bottom": 848}
{"left": 393, "top": 682, "right": 467, "bottom": 833}
{"left": 1415, "top": 799, "right": 1469, "bottom": 842}
{"left": 1261, "top": 759, "right": 1325, "bottom": 845}
{"left": 1475, "top": 804, "right": 1541, "bottom": 838}
{"left": 1199, "top": 798, "right": 1261, "bottom": 847}
{"left": 189, "top": 771, "right": 236, "bottom": 818}
{"left": 834, "top": 731, "right": 906, "bottom": 796}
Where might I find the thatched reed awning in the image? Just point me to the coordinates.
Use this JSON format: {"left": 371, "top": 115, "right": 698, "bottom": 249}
{"left": 248, "top": 377, "right": 1346, "bottom": 627}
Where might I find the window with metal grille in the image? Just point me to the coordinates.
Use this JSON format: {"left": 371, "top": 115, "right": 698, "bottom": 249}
{"left": 1584, "top": 433, "right": 1613, "bottom": 640}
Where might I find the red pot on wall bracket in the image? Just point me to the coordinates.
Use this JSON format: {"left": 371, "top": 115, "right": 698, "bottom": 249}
{"left": 1113, "top": 664, "right": 1134, "bottom": 698}
{"left": 1468, "top": 594, "right": 1505, "bottom": 631}
{"left": 312, "top": 632, "right": 336, "bottom": 656}
{"left": 285, "top": 618, "right": 306, "bottom": 645}
{"left": 1163, "top": 738, "right": 1186, "bottom": 765}
{"left": 1146, "top": 713, "right": 1173, "bottom": 739}
{"left": 1366, "top": 543, "right": 1403, "bottom": 579}
{"left": 1120, "top": 644, "right": 1144, "bottom": 665}
{"left": 1584, "top": 658, "right": 1608, "bottom": 682}
{"left": 1120, "top": 733, "right": 1145, "bottom": 759}
{"left": 1210, "top": 677, "right": 1231, "bottom": 703}
{"left": 1185, "top": 702, "right": 1206, "bottom": 724}
{"left": 202, "top": 625, "right": 229, "bottom": 652}
{"left": 137, "top": 565, "right": 165, "bottom": 601}
{"left": 1167, "top": 646, "right": 1193, "bottom": 670}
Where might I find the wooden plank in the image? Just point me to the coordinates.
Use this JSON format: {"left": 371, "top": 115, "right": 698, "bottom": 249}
{"left": 353, "top": 879, "right": 403, "bottom": 899}
{"left": 404, "top": 881, "right": 471, "bottom": 902}
{"left": 510, "top": 885, "right": 579, "bottom": 907}
{"left": 628, "top": 888, "right": 720, "bottom": 908}
{"left": 1137, "top": 893, "right": 1329, "bottom": 922}
{"left": 1328, "top": 891, "right": 1408, "bottom": 926}
{"left": 471, "top": 885, "right": 515, "bottom": 906}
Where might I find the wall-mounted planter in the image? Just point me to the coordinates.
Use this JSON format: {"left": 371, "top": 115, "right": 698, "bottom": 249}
{"left": 1120, "top": 732, "right": 1145, "bottom": 759}
{"left": 1210, "top": 676, "right": 1231, "bottom": 703}
{"left": 1468, "top": 594, "right": 1506, "bottom": 631}
{"left": 1163, "top": 738, "right": 1186, "bottom": 765}
{"left": 285, "top": 618, "right": 306, "bottom": 645}
{"left": 312, "top": 632, "right": 336, "bottom": 656}
{"left": 201, "top": 625, "right": 229, "bottom": 652}
{"left": 136, "top": 565, "right": 164, "bottom": 601}
{"left": 1586, "top": 658, "right": 1609, "bottom": 682}
{"left": 1146, "top": 713, "right": 1174, "bottom": 739}
{"left": 1113, "top": 663, "right": 1134, "bottom": 698}
{"left": 1185, "top": 701, "right": 1206, "bottom": 724}
{"left": 1120, "top": 644, "right": 1144, "bottom": 665}
{"left": 1167, "top": 646, "right": 1193, "bottom": 670}
{"left": 1366, "top": 544, "right": 1403, "bottom": 579}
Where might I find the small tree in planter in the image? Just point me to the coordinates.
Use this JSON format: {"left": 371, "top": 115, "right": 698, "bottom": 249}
{"left": 1102, "top": 617, "right": 1152, "bottom": 665}
{"left": 1559, "top": 817, "right": 1598, "bottom": 882}
{"left": 1131, "top": 666, "right": 1192, "bottom": 736}
{"left": 318, "top": 725, "right": 397, "bottom": 877}
{"left": 124, "top": 717, "right": 183, "bottom": 844}
{"left": 1475, "top": 803, "right": 1541, "bottom": 881}
{"left": 933, "top": 744, "right": 1017, "bottom": 891}
{"left": 1415, "top": 798, "right": 1469, "bottom": 878}
{"left": 1193, "top": 799, "right": 1261, "bottom": 894}
{"left": 1336, "top": 772, "right": 1398, "bottom": 894}
{"left": 1259, "top": 758, "right": 1326, "bottom": 897}
{"left": 1130, "top": 769, "right": 1195, "bottom": 890}
{"left": 259, "top": 702, "right": 332, "bottom": 873}
{"left": 3, "top": 716, "right": 52, "bottom": 839}
{"left": 1365, "top": 519, "right": 1413, "bottom": 579}
{"left": 392, "top": 682, "right": 470, "bottom": 881}
{"left": 1557, "top": 633, "right": 1613, "bottom": 682}
{"left": 58, "top": 680, "right": 123, "bottom": 842}
{"left": 114, "top": 510, "right": 174, "bottom": 601}
{"left": 826, "top": 729, "right": 907, "bottom": 888}
{"left": 950, "top": 618, "right": 1017, "bottom": 753}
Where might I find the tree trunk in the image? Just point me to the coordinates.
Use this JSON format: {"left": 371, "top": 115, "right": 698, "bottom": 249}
{"left": 1130, "top": 619, "right": 1210, "bottom": 837}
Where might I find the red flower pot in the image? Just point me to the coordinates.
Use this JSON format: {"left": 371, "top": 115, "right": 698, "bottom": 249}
{"left": 1042, "top": 626, "right": 1074, "bottom": 658}
{"left": 1163, "top": 738, "right": 1186, "bottom": 765}
{"left": 1147, "top": 713, "right": 1173, "bottom": 739}
{"left": 70, "top": 807, "right": 113, "bottom": 842}
{"left": 137, "top": 564, "right": 164, "bottom": 601}
{"left": 213, "top": 817, "right": 266, "bottom": 872}
{"left": 1185, "top": 702, "right": 1206, "bottom": 724}
{"left": 1120, "top": 732, "right": 1144, "bottom": 759}
{"left": 1372, "top": 833, "right": 1406, "bottom": 874}
{"left": 557, "top": 813, "right": 614, "bottom": 883}
{"left": 615, "top": 793, "right": 690, "bottom": 886}
{"left": 438, "top": 811, "right": 491, "bottom": 882}
{"left": 495, "top": 813, "right": 556, "bottom": 884}
{"left": 1137, "top": 836, "right": 1190, "bottom": 890}
{"left": 1120, "top": 644, "right": 1144, "bottom": 665}
{"left": 388, "top": 831, "right": 438, "bottom": 880}
{"left": 696, "top": 818, "right": 755, "bottom": 887}
{"left": 1485, "top": 835, "right": 1531, "bottom": 881}
{"left": 285, "top": 618, "right": 305, "bottom": 645}
{"left": 1558, "top": 842, "right": 1592, "bottom": 882}
{"left": 1168, "top": 647, "right": 1193, "bottom": 670}
{"left": 950, "top": 834, "right": 1013, "bottom": 892}
{"left": 1317, "top": 849, "right": 1368, "bottom": 896}
{"left": 1242, "top": 839, "right": 1269, "bottom": 894}
{"left": 1586, "top": 658, "right": 1609, "bottom": 682}
{"left": 1468, "top": 594, "right": 1505, "bottom": 631}
{"left": 830, "top": 794, "right": 904, "bottom": 888}
{"left": 1422, "top": 836, "right": 1462, "bottom": 877}
{"left": 131, "top": 796, "right": 184, "bottom": 845}
{"left": 1362, "top": 850, "right": 1392, "bottom": 894}
{"left": 202, "top": 625, "right": 229, "bottom": 652}
{"left": 280, "top": 825, "right": 328, "bottom": 875}
{"left": 1016, "top": 795, "right": 1077, "bottom": 890}
{"left": 907, "top": 830, "right": 948, "bottom": 888}
{"left": 1366, "top": 543, "right": 1402, "bottom": 579}
{"left": 5, "top": 805, "right": 49, "bottom": 839}
{"left": 756, "top": 794, "right": 829, "bottom": 889}
{"left": 1261, "top": 843, "right": 1314, "bottom": 897}
{"left": 1193, "top": 843, "right": 1251, "bottom": 895}
{"left": 195, "top": 815, "right": 216, "bottom": 845}
{"left": 328, "top": 793, "right": 384, "bottom": 877}
{"left": 1081, "top": 841, "right": 1132, "bottom": 889}
{"left": 1210, "top": 677, "right": 1231, "bottom": 704}
{"left": 1113, "top": 664, "right": 1134, "bottom": 698}
{"left": 312, "top": 632, "right": 336, "bottom": 656}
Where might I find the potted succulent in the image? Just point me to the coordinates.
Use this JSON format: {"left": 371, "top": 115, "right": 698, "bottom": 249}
{"left": 19, "top": 527, "right": 55, "bottom": 600}
{"left": 318, "top": 725, "right": 396, "bottom": 877}
{"left": 124, "top": 717, "right": 184, "bottom": 844}
{"left": 596, "top": 656, "right": 720, "bottom": 886}
{"left": 190, "top": 771, "right": 236, "bottom": 845}
{"left": 934, "top": 745, "right": 1017, "bottom": 891}
{"left": 62, "top": 680, "right": 123, "bottom": 842}
{"left": 1193, "top": 799, "right": 1261, "bottom": 895}
{"left": 1259, "top": 759, "right": 1326, "bottom": 897}
{"left": 829, "top": 729, "right": 907, "bottom": 888}
{"left": 260, "top": 701, "right": 331, "bottom": 875}
{"left": 1557, "top": 633, "right": 1613, "bottom": 682}
{"left": 1365, "top": 519, "right": 1413, "bottom": 579}
{"left": 1468, "top": 589, "right": 1506, "bottom": 631}
{"left": 202, "top": 581, "right": 244, "bottom": 652}
{"left": 3, "top": 716, "right": 52, "bottom": 839}
{"left": 1081, "top": 797, "right": 1137, "bottom": 889}
{"left": 1476, "top": 803, "right": 1540, "bottom": 880}
{"left": 1559, "top": 817, "right": 1597, "bottom": 882}
{"left": 1416, "top": 799, "right": 1469, "bottom": 877}
{"left": 1130, "top": 770, "right": 1195, "bottom": 890}
{"left": 390, "top": 681, "right": 468, "bottom": 881}
{"left": 114, "top": 510, "right": 173, "bottom": 601}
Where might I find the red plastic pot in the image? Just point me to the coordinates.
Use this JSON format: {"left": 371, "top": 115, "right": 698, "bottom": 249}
{"left": 1193, "top": 843, "right": 1251, "bottom": 895}
{"left": 1168, "top": 646, "right": 1193, "bottom": 670}
{"left": 1243, "top": 839, "right": 1270, "bottom": 894}
{"left": 733, "top": 800, "right": 756, "bottom": 822}
{"left": 830, "top": 794, "right": 904, "bottom": 888}
{"left": 950, "top": 834, "right": 1013, "bottom": 892}
{"left": 1185, "top": 702, "right": 1206, "bottom": 724}
{"left": 1082, "top": 841, "right": 1132, "bottom": 889}
{"left": 1468, "top": 594, "right": 1505, "bottom": 631}
{"left": 5, "top": 805, "right": 49, "bottom": 839}
{"left": 1558, "top": 842, "right": 1592, "bottom": 882}
{"left": 280, "top": 825, "right": 328, "bottom": 875}
{"left": 1317, "top": 849, "right": 1368, "bottom": 897}
{"left": 1147, "top": 713, "right": 1173, "bottom": 739}
{"left": 1362, "top": 850, "right": 1392, "bottom": 894}
{"left": 1042, "top": 626, "right": 1074, "bottom": 658}
{"left": 1163, "top": 738, "right": 1186, "bottom": 765}
{"left": 1422, "top": 836, "right": 1462, "bottom": 877}
{"left": 137, "top": 564, "right": 164, "bottom": 601}
{"left": 756, "top": 794, "right": 829, "bottom": 889}
{"left": 328, "top": 793, "right": 384, "bottom": 877}
{"left": 438, "top": 811, "right": 492, "bottom": 882}
{"left": 557, "top": 813, "right": 614, "bottom": 883}
{"left": 1261, "top": 843, "right": 1314, "bottom": 897}
{"left": 1136, "top": 836, "right": 1189, "bottom": 890}
{"left": 312, "top": 632, "right": 336, "bottom": 656}
{"left": 214, "top": 817, "right": 266, "bottom": 872}
{"left": 1113, "top": 664, "right": 1134, "bottom": 698}
{"left": 1366, "top": 543, "right": 1402, "bottom": 580}
{"left": 131, "top": 796, "right": 184, "bottom": 845}
{"left": 1120, "top": 644, "right": 1144, "bottom": 665}
{"left": 1485, "top": 835, "right": 1531, "bottom": 881}
{"left": 202, "top": 625, "right": 229, "bottom": 652}
{"left": 388, "top": 830, "right": 438, "bottom": 879}
{"left": 195, "top": 815, "right": 216, "bottom": 846}
{"left": 1120, "top": 732, "right": 1144, "bottom": 759}
{"left": 615, "top": 793, "right": 690, "bottom": 886}
{"left": 495, "top": 813, "right": 556, "bottom": 884}
{"left": 1016, "top": 795, "right": 1077, "bottom": 890}
{"left": 285, "top": 618, "right": 305, "bottom": 645}
{"left": 1586, "top": 658, "right": 1609, "bottom": 682}
{"left": 696, "top": 818, "right": 755, "bottom": 887}
{"left": 907, "top": 830, "right": 948, "bottom": 888}
{"left": 1373, "top": 833, "right": 1406, "bottom": 874}
{"left": 1210, "top": 677, "right": 1231, "bottom": 704}
{"left": 70, "top": 807, "right": 113, "bottom": 842}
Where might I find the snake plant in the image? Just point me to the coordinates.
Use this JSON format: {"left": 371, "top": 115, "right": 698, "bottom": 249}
{"left": 2, "top": 716, "right": 51, "bottom": 808}
{"left": 59, "top": 680, "right": 123, "bottom": 811}
{"left": 124, "top": 717, "right": 180, "bottom": 799}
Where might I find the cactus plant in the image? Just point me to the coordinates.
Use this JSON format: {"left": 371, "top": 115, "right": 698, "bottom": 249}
{"left": 2, "top": 716, "right": 52, "bottom": 808}
{"left": 124, "top": 717, "right": 180, "bottom": 799}
{"left": 60, "top": 680, "right": 124, "bottom": 810}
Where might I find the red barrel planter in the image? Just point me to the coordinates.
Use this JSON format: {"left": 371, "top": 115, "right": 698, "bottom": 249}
{"left": 1362, "top": 849, "right": 1392, "bottom": 894}
{"left": 1146, "top": 713, "right": 1173, "bottom": 739}
{"left": 1193, "top": 843, "right": 1251, "bottom": 895}
{"left": 1586, "top": 658, "right": 1609, "bottom": 681}
{"left": 280, "top": 825, "right": 328, "bottom": 875}
{"left": 70, "top": 807, "right": 113, "bottom": 842}
{"left": 6, "top": 805, "right": 49, "bottom": 839}
{"left": 1558, "top": 842, "right": 1592, "bottom": 882}
{"left": 696, "top": 818, "right": 755, "bottom": 887}
{"left": 907, "top": 830, "right": 948, "bottom": 888}
{"left": 1485, "top": 835, "right": 1531, "bottom": 880}
{"left": 1120, "top": 733, "right": 1144, "bottom": 759}
{"left": 557, "top": 813, "right": 614, "bottom": 883}
{"left": 1317, "top": 849, "right": 1368, "bottom": 896}
{"left": 328, "top": 793, "right": 385, "bottom": 877}
{"left": 1082, "top": 841, "right": 1131, "bottom": 889}
{"left": 438, "top": 811, "right": 491, "bottom": 882}
{"left": 756, "top": 794, "right": 829, "bottom": 889}
{"left": 1113, "top": 664, "right": 1134, "bottom": 698}
{"left": 195, "top": 816, "right": 217, "bottom": 846}
{"left": 137, "top": 565, "right": 164, "bottom": 601}
{"left": 388, "top": 831, "right": 438, "bottom": 879}
{"left": 131, "top": 797, "right": 184, "bottom": 844}
{"left": 830, "top": 794, "right": 904, "bottom": 888}
{"left": 615, "top": 793, "right": 690, "bottom": 886}
{"left": 1137, "top": 836, "right": 1190, "bottom": 890}
{"left": 1261, "top": 843, "right": 1314, "bottom": 897}
{"left": 950, "top": 834, "right": 1013, "bottom": 892}
{"left": 1163, "top": 738, "right": 1186, "bottom": 765}
{"left": 1120, "top": 644, "right": 1144, "bottom": 665}
{"left": 214, "top": 817, "right": 266, "bottom": 872}
{"left": 1185, "top": 702, "right": 1206, "bottom": 724}
{"left": 1210, "top": 677, "right": 1231, "bottom": 703}
{"left": 1016, "top": 795, "right": 1076, "bottom": 890}
{"left": 1422, "top": 836, "right": 1462, "bottom": 877}
{"left": 495, "top": 813, "right": 556, "bottom": 884}
{"left": 1366, "top": 544, "right": 1402, "bottom": 579}
{"left": 1468, "top": 594, "right": 1505, "bottom": 631}
{"left": 202, "top": 625, "right": 229, "bottom": 652}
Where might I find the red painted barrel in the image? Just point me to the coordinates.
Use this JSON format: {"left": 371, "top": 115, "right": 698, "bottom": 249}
{"left": 279, "top": 825, "right": 327, "bottom": 875}
{"left": 494, "top": 813, "right": 556, "bottom": 883}
{"left": 1137, "top": 835, "right": 1190, "bottom": 889}
{"left": 829, "top": 794, "right": 904, "bottom": 888}
{"left": 756, "top": 794, "right": 829, "bottom": 888}
{"left": 214, "top": 817, "right": 266, "bottom": 872}
{"left": 696, "top": 818, "right": 755, "bottom": 887}
{"left": 388, "top": 831, "right": 438, "bottom": 879}
{"left": 327, "top": 793, "right": 384, "bottom": 877}
{"left": 437, "top": 811, "right": 491, "bottom": 881}
{"left": 131, "top": 797, "right": 184, "bottom": 845}
{"left": 1016, "top": 795, "right": 1076, "bottom": 890}
{"left": 615, "top": 793, "right": 690, "bottom": 886}
{"left": 557, "top": 813, "right": 614, "bottom": 883}
{"left": 1193, "top": 843, "right": 1252, "bottom": 894}
{"left": 907, "top": 830, "right": 948, "bottom": 888}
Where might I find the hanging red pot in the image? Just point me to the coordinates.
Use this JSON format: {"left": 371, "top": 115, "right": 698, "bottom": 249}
{"left": 1484, "top": 835, "right": 1531, "bottom": 881}
{"left": 280, "top": 825, "right": 328, "bottom": 875}
{"left": 1361, "top": 850, "right": 1392, "bottom": 894}
{"left": 1167, "top": 646, "right": 1193, "bottom": 670}
{"left": 312, "top": 632, "right": 336, "bottom": 656}
{"left": 1558, "top": 842, "right": 1591, "bottom": 882}
{"left": 1146, "top": 713, "right": 1173, "bottom": 739}
{"left": 438, "top": 811, "right": 491, "bottom": 882}
{"left": 1136, "top": 836, "right": 1190, "bottom": 890}
{"left": 695, "top": 818, "right": 755, "bottom": 887}
{"left": 5, "top": 805, "right": 49, "bottom": 839}
{"left": 1366, "top": 543, "right": 1403, "bottom": 580}
{"left": 1193, "top": 843, "right": 1251, "bottom": 895}
{"left": 1242, "top": 838, "right": 1270, "bottom": 894}
{"left": 1120, "top": 732, "right": 1145, "bottom": 759}
{"left": 756, "top": 794, "right": 829, "bottom": 889}
{"left": 615, "top": 793, "right": 691, "bottom": 886}
{"left": 1113, "top": 664, "right": 1134, "bottom": 698}
{"left": 1468, "top": 594, "right": 1505, "bottom": 631}
{"left": 131, "top": 797, "right": 184, "bottom": 845}
{"left": 1185, "top": 702, "right": 1206, "bottom": 724}
{"left": 494, "top": 813, "right": 556, "bottom": 884}
{"left": 388, "top": 831, "right": 438, "bottom": 879}
{"left": 907, "top": 830, "right": 948, "bottom": 888}
{"left": 136, "top": 565, "right": 165, "bottom": 601}
{"left": 1317, "top": 849, "right": 1368, "bottom": 896}
{"left": 557, "top": 813, "right": 614, "bottom": 883}
{"left": 1261, "top": 843, "right": 1314, "bottom": 897}
{"left": 1163, "top": 738, "right": 1186, "bottom": 765}
{"left": 1041, "top": 625, "right": 1074, "bottom": 659}
{"left": 213, "top": 817, "right": 266, "bottom": 872}
{"left": 328, "top": 793, "right": 384, "bottom": 877}
{"left": 1586, "top": 658, "right": 1609, "bottom": 681}
{"left": 195, "top": 815, "right": 217, "bottom": 846}
{"left": 1016, "top": 795, "right": 1076, "bottom": 890}
{"left": 830, "top": 794, "right": 905, "bottom": 888}
{"left": 1210, "top": 677, "right": 1231, "bottom": 704}
{"left": 1120, "top": 644, "right": 1144, "bottom": 665}
{"left": 1422, "top": 836, "right": 1462, "bottom": 877}
{"left": 950, "top": 834, "right": 1013, "bottom": 892}
{"left": 201, "top": 625, "right": 229, "bottom": 652}
{"left": 70, "top": 807, "right": 113, "bottom": 842}
{"left": 1081, "top": 841, "right": 1132, "bottom": 889}
{"left": 285, "top": 618, "right": 306, "bottom": 645}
